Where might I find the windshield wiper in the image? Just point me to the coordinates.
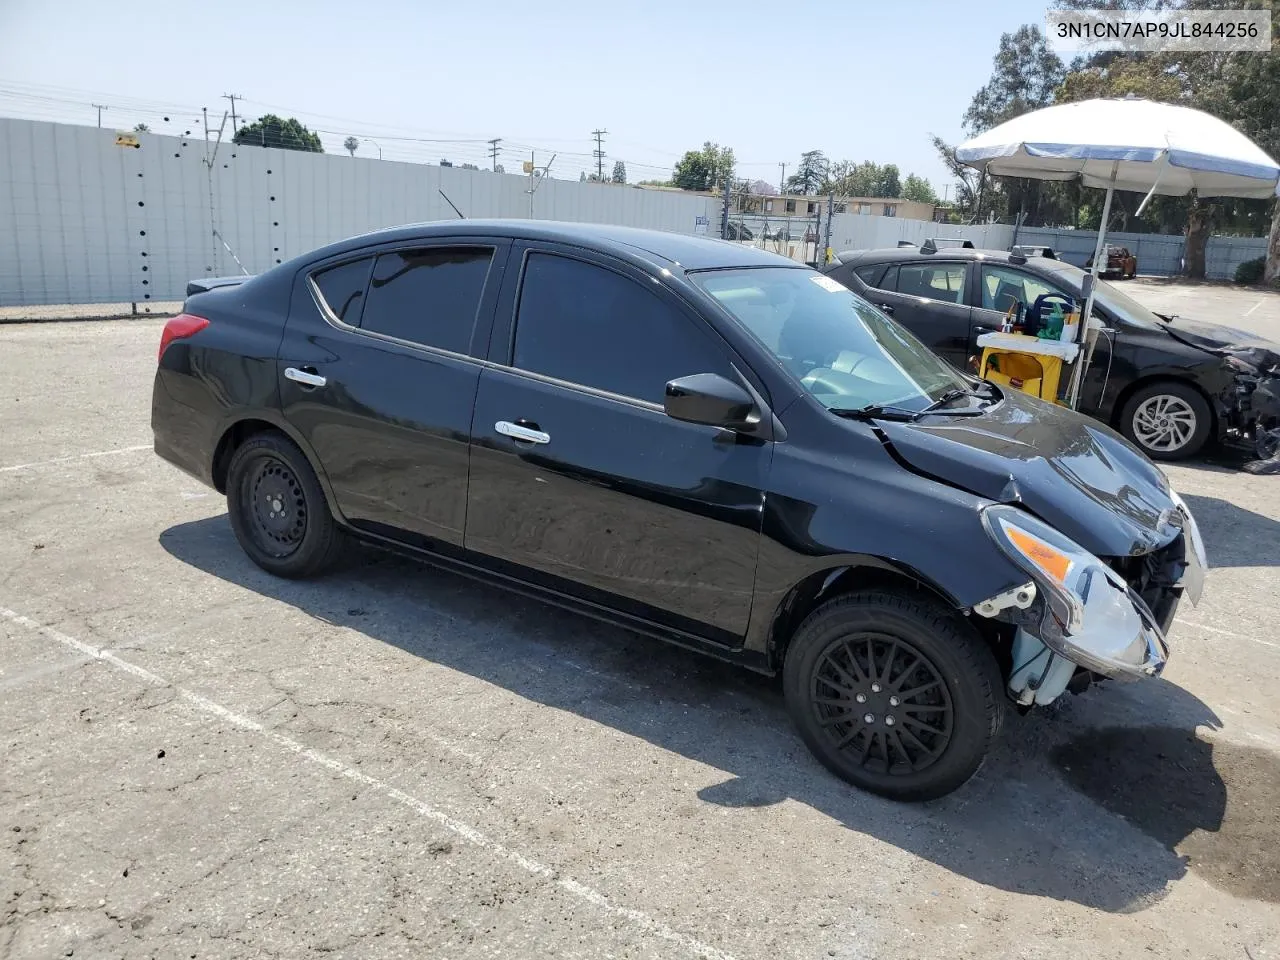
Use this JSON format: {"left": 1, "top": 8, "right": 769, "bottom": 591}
{"left": 829, "top": 403, "right": 924, "bottom": 422}
{"left": 920, "top": 387, "right": 987, "bottom": 415}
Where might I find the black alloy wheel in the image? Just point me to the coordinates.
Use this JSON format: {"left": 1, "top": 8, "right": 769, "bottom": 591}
{"left": 784, "top": 589, "right": 1004, "bottom": 801}
{"left": 810, "top": 634, "right": 954, "bottom": 777}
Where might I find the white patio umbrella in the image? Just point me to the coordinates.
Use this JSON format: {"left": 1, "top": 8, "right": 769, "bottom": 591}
{"left": 956, "top": 96, "right": 1280, "bottom": 407}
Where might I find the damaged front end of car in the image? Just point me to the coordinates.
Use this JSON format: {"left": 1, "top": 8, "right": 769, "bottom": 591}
{"left": 972, "top": 495, "right": 1207, "bottom": 707}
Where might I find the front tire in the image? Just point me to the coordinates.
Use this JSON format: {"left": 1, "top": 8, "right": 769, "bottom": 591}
{"left": 783, "top": 590, "right": 1004, "bottom": 802}
{"left": 226, "top": 431, "right": 346, "bottom": 578}
{"left": 1119, "top": 381, "right": 1211, "bottom": 461}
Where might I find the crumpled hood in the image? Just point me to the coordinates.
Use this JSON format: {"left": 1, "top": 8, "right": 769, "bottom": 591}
{"left": 874, "top": 390, "right": 1178, "bottom": 557}
{"left": 1157, "top": 314, "right": 1280, "bottom": 373}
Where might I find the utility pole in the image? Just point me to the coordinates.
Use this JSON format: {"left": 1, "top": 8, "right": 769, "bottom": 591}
{"left": 824, "top": 192, "right": 835, "bottom": 264}
{"left": 526, "top": 151, "right": 555, "bottom": 218}
{"left": 778, "top": 162, "right": 786, "bottom": 195}
{"left": 222, "top": 93, "right": 243, "bottom": 134}
{"left": 487, "top": 137, "right": 502, "bottom": 171}
{"left": 591, "top": 128, "right": 607, "bottom": 180}
{"left": 721, "top": 176, "right": 731, "bottom": 240}
{"left": 92, "top": 103, "right": 108, "bottom": 128}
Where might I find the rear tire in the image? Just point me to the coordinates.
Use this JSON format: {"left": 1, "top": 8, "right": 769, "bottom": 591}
{"left": 782, "top": 589, "right": 1004, "bottom": 802}
{"left": 225, "top": 431, "right": 346, "bottom": 578}
{"left": 1119, "top": 381, "right": 1212, "bottom": 461}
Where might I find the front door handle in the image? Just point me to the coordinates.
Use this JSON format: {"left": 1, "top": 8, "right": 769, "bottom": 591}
{"left": 285, "top": 366, "right": 327, "bottom": 388}
{"left": 877, "top": 303, "right": 895, "bottom": 315}
{"left": 495, "top": 420, "right": 550, "bottom": 444}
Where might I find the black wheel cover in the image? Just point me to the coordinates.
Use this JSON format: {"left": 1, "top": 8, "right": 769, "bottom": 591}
{"left": 240, "top": 453, "right": 308, "bottom": 558}
{"left": 810, "top": 633, "right": 954, "bottom": 776}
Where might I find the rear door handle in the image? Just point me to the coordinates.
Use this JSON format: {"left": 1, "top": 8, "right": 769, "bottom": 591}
{"left": 495, "top": 420, "right": 550, "bottom": 444}
{"left": 285, "top": 366, "right": 327, "bottom": 388}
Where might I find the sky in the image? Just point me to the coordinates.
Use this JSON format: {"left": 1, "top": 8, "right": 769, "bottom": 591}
{"left": 0, "top": 0, "right": 1043, "bottom": 194}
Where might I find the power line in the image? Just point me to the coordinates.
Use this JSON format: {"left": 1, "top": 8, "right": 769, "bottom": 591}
{"left": 487, "top": 137, "right": 502, "bottom": 171}
{"left": 591, "top": 128, "right": 607, "bottom": 180}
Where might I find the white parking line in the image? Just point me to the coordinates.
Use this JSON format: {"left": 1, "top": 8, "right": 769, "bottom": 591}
{"left": 0, "top": 444, "right": 152, "bottom": 474}
{"left": 1244, "top": 299, "right": 1265, "bottom": 317}
{"left": 0, "top": 605, "right": 739, "bottom": 960}
{"left": 1175, "top": 617, "right": 1280, "bottom": 650}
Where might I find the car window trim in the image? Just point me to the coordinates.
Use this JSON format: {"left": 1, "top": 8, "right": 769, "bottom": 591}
{"left": 304, "top": 239, "right": 507, "bottom": 363}
{"left": 494, "top": 244, "right": 763, "bottom": 410}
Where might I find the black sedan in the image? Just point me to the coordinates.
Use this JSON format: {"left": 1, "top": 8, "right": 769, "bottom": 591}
{"left": 153, "top": 220, "right": 1205, "bottom": 800}
{"left": 823, "top": 243, "right": 1271, "bottom": 460}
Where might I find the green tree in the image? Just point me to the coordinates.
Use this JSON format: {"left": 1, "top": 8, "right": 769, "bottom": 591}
{"left": 902, "top": 173, "right": 939, "bottom": 204}
{"left": 133, "top": 122, "right": 150, "bottom": 133}
{"left": 672, "top": 142, "right": 735, "bottom": 191}
{"left": 954, "top": 25, "right": 1072, "bottom": 227}
{"left": 785, "top": 150, "right": 828, "bottom": 195}
{"left": 343, "top": 136, "right": 359, "bottom": 157}
{"left": 612, "top": 160, "right": 627, "bottom": 184}
{"left": 233, "top": 114, "right": 324, "bottom": 152}
{"left": 963, "top": 25, "right": 1065, "bottom": 136}
{"left": 931, "top": 134, "right": 1004, "bottom": 223}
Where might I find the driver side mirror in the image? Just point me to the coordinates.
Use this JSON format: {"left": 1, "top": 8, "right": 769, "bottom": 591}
{"left": 664, "top": 373, "right": 759, "bottom": 431}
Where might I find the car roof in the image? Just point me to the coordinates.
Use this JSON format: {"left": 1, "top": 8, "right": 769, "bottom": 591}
{"left": 309, "top": 219, "right": 802, "bottom": 272}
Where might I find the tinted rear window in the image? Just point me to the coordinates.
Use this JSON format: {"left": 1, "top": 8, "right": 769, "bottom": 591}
{"left": 359, "top": 247, "right": 494, "bottom": 354}
{"left": 853, "top": 263, "right": 887, "bottom": 288}
{"left": 313, "top": 257, "right": 373, "bottom": 325}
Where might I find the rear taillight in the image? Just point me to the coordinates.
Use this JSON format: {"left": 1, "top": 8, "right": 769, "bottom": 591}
{"left": 158, "top": 313, "right": 210, "bottom": 362}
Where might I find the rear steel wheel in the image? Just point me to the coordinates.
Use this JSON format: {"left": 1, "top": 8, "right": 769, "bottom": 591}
{"left": 225, "top": 431, "right": 346, "bottom": 578}
{"left": 244, "top": 455, "right": 308, "bottom": 558}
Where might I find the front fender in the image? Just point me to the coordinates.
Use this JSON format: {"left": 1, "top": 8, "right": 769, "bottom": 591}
{"left": 742, "top": 446, "right": 1028, "bottom": 657}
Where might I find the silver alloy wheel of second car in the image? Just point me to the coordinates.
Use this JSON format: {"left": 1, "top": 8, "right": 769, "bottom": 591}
{"left": 1132, "top": 393, "right": 1198, "bottom": 454}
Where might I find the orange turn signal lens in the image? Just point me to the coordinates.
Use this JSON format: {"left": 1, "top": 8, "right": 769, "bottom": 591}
{"left": 1006, "top": 526, "right": 1073, "bottom": 584}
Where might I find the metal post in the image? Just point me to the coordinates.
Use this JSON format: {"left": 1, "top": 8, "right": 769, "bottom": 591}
{"left": 721, "top": 177, "right": 731, "bottom": 240}
{"left": 824, "top": 192, "right": 834, "bottom": 263}
{"left": 1066, "top": 164, "right": 1118, "bottom": 409}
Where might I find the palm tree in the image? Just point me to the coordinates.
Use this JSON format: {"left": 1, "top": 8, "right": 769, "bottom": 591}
{"left": 343, "top": 136, "right": 359, "bottom": 157}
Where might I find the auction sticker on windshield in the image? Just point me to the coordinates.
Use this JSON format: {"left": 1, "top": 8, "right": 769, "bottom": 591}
{"left": 810, "top": 275, "right": 846, "bottom": 293}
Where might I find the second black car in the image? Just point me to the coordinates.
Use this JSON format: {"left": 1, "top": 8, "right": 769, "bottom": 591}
{"left": 824, "top": 242, "right": 1271, "bottom": 460}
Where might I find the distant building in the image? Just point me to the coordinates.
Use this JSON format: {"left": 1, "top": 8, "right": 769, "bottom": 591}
{"left": 634, "top": 184, "right": 934, "bottom": 222}
{"left": 752, "top": 193, "right": 934, "bottom": 222}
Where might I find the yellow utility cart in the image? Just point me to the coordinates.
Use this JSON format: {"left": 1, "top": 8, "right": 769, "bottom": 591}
{"left": 976, "top": 331, "right": 1080, "bottom": 406}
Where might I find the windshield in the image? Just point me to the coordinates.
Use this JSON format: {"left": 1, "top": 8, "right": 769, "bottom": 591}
{"left": 691, "top": 267, "right": 969, "bottom": 411}
{"left": 1040, "top": 260, "right": 1165, "bottom": 330}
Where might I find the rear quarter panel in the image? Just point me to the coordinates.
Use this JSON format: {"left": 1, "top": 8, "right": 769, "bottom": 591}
{"left": 152, "top": 271, "right": 293, "bottom": 484}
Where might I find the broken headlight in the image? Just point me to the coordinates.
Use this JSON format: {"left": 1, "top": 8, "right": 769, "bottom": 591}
{"left": 980, "top": 504, "right": 1168, "bottom": 679}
